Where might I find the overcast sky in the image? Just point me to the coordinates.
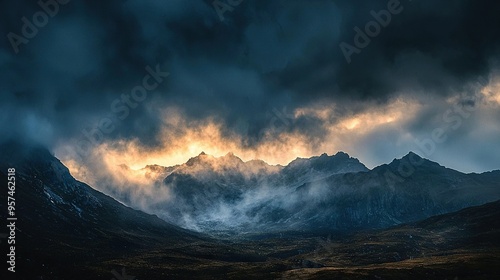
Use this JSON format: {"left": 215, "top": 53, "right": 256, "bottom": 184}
{"left": 1, "top": 0, "right": 499, "bottom": 173}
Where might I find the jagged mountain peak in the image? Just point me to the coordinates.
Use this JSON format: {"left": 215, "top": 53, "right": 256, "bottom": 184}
{"left": 184, "top": 151, "right": 244, "bottom": 167}
{"left": 165, "top": 151, "right": 370, "bottom": 181}
{"left": 405, "top": 151, "right": 421, "bottom": 158}
{"left": 334, "top": 151, "right": 350, "bottom": 158}
{"left": 159, "top": 151, "right": 367, "bottom": 172}
{"left": 371, "top": 151, "right": 454, "bottom": 179}
{"left": 285, "top": 151, "right": 368, "bottom": 174}
{"left": 185, "top": 152, "right": 213, "bottom": 166}
{"left": 176, "top": 152, "right": 263, "bottom": 180}
{"left": 387, "top": 151, "right": 442, "bottom": 169}
{"left": 222, "top": 152, "right": 244, "bottom": 162}
{"left": 401, "top": 151, "right": 425, "bottom": 162}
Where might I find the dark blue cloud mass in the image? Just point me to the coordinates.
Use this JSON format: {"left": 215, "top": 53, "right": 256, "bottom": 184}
{"left": 1, "top": 0, "right": 499, "bottom": 172}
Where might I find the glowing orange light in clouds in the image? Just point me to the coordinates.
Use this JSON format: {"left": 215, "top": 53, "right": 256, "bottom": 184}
{"left": 97, "top": 124, "right": 313, "bottom": 170}
{"left": 54, "top": 74, "right": 500, "bottom": 188}
{"left": 57, "top": 98, "right": 424, "bottom": 185}
{"left": 82, "top": 99, "right": 415, "bottom": 170}
{"left": 481, "top": 79, "right": 500, "bottom": 105}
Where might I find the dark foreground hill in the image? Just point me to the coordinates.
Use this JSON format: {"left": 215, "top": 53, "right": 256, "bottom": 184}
{"left": 77, "top": 200, "right": 500, "bottom": 279}
{"left": 281, "top": 199, "right": 500, "bottom": 279}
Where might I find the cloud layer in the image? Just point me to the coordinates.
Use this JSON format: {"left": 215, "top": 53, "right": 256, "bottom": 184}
{"left": 1, "top": 0, "right": 499, "bottom": 173}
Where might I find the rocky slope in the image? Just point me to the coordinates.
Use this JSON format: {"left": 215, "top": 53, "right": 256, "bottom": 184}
{"left": 0, "top": 142, "right": 203, "bottom": 279}
{"left": 137, "top": 151, "right": 500, "bottom": 233}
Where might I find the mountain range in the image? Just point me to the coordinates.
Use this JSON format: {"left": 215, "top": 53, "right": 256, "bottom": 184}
{"left": 0, "top": 142, "right": 499, "bottom": 279}
{"left": 111, "top": 150, "right": 500, "bottom": 234}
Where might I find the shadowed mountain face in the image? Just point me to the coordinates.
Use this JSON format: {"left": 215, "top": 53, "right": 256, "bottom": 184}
{"left": 0, "top": 142, "right": 203, "bottom": 278}
{"left": 129, "top": 151, "right": 500, "bottom": 233}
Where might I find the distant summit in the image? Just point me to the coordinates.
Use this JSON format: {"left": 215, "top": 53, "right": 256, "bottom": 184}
{"left": 381, "top": 151, "right": 444, "bottom": 173}
{"left": 283, "top": 151, "right": 369, "bottom": 179}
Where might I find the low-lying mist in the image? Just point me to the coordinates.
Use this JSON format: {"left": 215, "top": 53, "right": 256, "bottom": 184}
{"left": 60, "top": 144, "right": 500, "bottom": 234}
{"left": 62, "top": 148, "right": 365, "bottom": 233}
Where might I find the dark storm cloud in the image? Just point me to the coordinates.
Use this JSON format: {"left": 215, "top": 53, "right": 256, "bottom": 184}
{"left": 274, "top": 0, "right": 500, "bottom": 101}
{"left": 1, "top": 0, "right": 499, "bottom": 170}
